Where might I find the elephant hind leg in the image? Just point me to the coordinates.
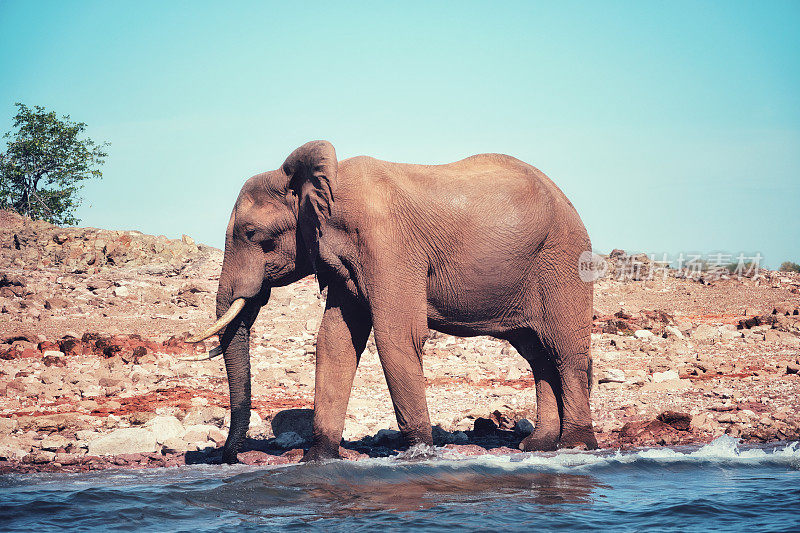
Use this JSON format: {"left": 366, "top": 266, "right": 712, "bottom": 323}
{"left": 509, "top": 330, "right": 561, "bottom": 452}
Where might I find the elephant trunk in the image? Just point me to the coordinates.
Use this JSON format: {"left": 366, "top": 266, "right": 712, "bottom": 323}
{"left": 215, "top": 277, "right": 270, "bottom": 464}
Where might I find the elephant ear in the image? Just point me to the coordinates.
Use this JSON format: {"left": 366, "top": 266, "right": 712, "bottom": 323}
{"left": 282, "top": 140, "right": 337, "bottom": 230}
{"left": 282, "top": 140, "right": 338, "bottom": 283}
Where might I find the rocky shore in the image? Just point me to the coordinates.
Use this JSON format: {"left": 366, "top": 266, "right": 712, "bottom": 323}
{"left": 1, "top": 210, "right": 799, "bottom": 473}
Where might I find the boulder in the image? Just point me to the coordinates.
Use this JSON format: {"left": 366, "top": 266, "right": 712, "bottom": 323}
{"left": 183, "top": 424, "right": 218, "bottom": 443}
{"left": 273, "top": 431, "right": 306, "bottom": 449}
{"left": 246, "top": 410, "right": 269, "bottom": 438}
{"left": 663, "top": 326, "right": 684, "bottom": 340}
{"left": 0, "top": 441, "right": 30, "bottom": 461}
{"left": 691, "top": 324, "right": 719, "bottom": 342}
{"left": 271, "top": 408, "right": 313, "bottom": 441}
{"left": 145, "top": 415, "right": 185, "bottom": 444}
{"left": 513, "top": 418, "right": 534, "bottom": 437}
{"left": 374, "top": 428, "right": 403, "bottom": 447}
{"left": 651, "top": 370, "right": 679, "bottom": 383}
{"left": 39, "top": 434, "right": 71, "bottom": 452}
{"left": 87, "top": 428, "right": 159, "bottom": 455}
{"left": 599, "top": 368, "right": 626, "bottom": 383}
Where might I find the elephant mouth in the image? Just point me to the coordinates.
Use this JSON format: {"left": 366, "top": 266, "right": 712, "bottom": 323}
{"left": 186, "top": 297, "right": 246, "bottom": 344}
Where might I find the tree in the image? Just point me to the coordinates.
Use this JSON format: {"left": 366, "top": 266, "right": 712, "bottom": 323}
{"left": 780, "top": 261, "right": 800, "bottom": 273}
{"left": 0, "top": 103, "right": 109, "bottom": 225}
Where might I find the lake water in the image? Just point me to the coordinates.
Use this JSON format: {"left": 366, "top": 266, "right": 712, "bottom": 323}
{"left": 1, "top": 436, "right": 799, "bottom": 532}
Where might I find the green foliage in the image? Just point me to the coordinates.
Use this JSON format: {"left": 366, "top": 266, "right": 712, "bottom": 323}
{"left": 780, "top": 261, "right": 800, "bottom": 273}
{"left": 0, "top": 103, "right": 109, "bottom": 225}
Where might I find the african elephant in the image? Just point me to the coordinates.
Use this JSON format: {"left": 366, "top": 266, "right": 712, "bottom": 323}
{"left": 188, "top": 140, "right": 597, "bottom": 463}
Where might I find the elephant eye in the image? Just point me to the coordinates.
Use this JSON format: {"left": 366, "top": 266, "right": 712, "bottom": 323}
{"left": 245, "top": 229, "right": 258, "bottom": 242}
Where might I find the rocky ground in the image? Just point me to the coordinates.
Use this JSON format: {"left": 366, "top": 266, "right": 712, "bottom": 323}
{"left": 1, "top": 210, "right": 799, "bottom": 473}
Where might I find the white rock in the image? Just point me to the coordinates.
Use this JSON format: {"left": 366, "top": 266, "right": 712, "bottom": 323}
{"left": 183, "top": 424, "right": 217, "bottom": 443}
{"left": 39, "top": 434, "right": 70, "bottom": 452}
{"left": 162, "top": 436, "right": 190, "bottom": 453}
{"left": 664, "top": 326, "right": 684, "bottom": 339}
{"left": 246, "top": 411, "right": 269, "bottom": 438}
{"left": 42, "top": 350, "right": 66, "bottom": 358}
{"left": 634, "top": 330, "right": 654, "bottom": 339}
{"left": 652, "top": 370, "right": 680, "bottom": 383}
{"left": 87, "top": 428, "right": 159, "bottom": 455}
{"left": 692, "top": 324, "right": 719, "bottom": 342}
{"left": 76, "top": 430, "right": 100, "bottom": 441}
{"left": 273, "top": 431, "right": 306, "bottom": 449}
{"left": 145, "top": 415, "right": 185, "bottom": 444}
{"left": 112, "top": 285, "right": 130, "bottom": 297}
{"left": 0, "top": 442, "right": 30, "bottom": 461}
{"left": 505, "top": 367, "right": 522, "bottom": 380}
{"left": 600, "top": 368, "right": 626, "bottom": 383}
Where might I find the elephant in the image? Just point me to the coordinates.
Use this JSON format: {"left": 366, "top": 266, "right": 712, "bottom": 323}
{"left": 187, "top": 140, "right": 597, "bottom": 463}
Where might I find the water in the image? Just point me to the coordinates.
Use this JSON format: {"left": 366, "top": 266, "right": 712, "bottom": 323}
{"left": 2, "top": 436, "right": 799, "bottom": 532}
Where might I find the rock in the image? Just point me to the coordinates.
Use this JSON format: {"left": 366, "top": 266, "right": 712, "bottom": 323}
{"left": 145, "top": 415, "right": 185, "bottom": 444}
{"left": 0, "top": 442, "right": 30, "bottom": 461}
{"left": 663, "top": 326, "right": 684, "bottom": 340}
{"left": 513, "top": 418, "right": 534, "bottom": 436}
{"left": 183, "top": 424, "right": 218, "bottom": 443}
{"left": 24, "top": 451, "right": 57, "bottom": 464}
{"left": 432, "top": 425, "right": 456, "bottom": 445}
{"left": 246, "top": 411, "right": 269, "bottom": 438}
{"left": 271, "top": 408, "right": 313, "bottom": 441}
{"left": 39, "top": 434, "right": 71, "bottom": 452}
{"left": 641, "top": 379, "right": 691, "bottom": 393}
{"left": 375, "top": 428, "right": 403, "bottom": 447}
{"left": 786, "top": 362, "right": 800, "bottom": 375}
{"left": 87, "top": 428, "right": 159, "bottom": 455}
{"left": 505, "top": 366, "right": 523, "bottom": 380}
{"left": 473, "top": 417, "right": 498, "bottom": 436}
{"left": 183, "top": 405, "right": 227, "bottom": 427}
{"left": 181, "top": 234, "right": 195, "bottom": 246}
{"left": 273, "top": 431, "right": 306, "bottom": 449}
{"left": 0, "top": 417, "right": 19, "bottom": 434}
{"left": 599, "top": 368, "right": 626, "bottom": 383}
{"left": 690, "top": 412, "right": 715, "bottom": 432}
{"left": 692, "top": 324, "right": 719, "bottom": 342}
{"left": 112, "top": 285, "right": 130, "bottom": 297}
{"left": 44, "top": 298, "right": 70, "bottom": 310}
{"left": 76, "top": 430, "right": 101, "bottom": 442}
{"left": 657, "top": 411, "right": 692, "bottom": 431}
{"left": 162, "top": 436, "right": 190, "bottom": 453}
{"left": 651, "top": 370, "right": 679, "bottom": 383}
{"left": 634, "top": 330, "right": 654, "bottom": 339}
{"left": 452, "top": 431, "right": 469, "bottom": 444}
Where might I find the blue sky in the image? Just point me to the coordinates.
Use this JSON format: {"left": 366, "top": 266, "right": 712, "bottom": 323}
{"left": 1, "top": 1, "right": 798, "bottom": 267}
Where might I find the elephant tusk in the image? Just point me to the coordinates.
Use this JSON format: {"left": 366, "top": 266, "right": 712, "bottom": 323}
{"left": 177, "top": 345, "right": 223, "bottom": 361}
{"left": 186, "top": 298, "right": 246, "bottom": 343}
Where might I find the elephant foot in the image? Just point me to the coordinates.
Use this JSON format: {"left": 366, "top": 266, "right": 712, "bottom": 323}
{"left": 400, "top": 426, "right": 434, "bottom": 448}
{"left": 558, "top": 425, "right": 598, "bottom": 450}
{"left": 302, "top": 444, "right": 341, "bottom": 463}
{"left": 221, "top": 449, "right": 239, "bottom": 464}
{"left": 519, "top": 430, "right": 559, "bottom": 452}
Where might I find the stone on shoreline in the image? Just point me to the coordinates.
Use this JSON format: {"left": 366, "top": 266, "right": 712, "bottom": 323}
{"left": 87, "top": 428, "right": 159, "bottom": 456}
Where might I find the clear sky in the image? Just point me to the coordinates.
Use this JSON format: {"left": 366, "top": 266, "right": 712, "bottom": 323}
{"left": 1, "top": 1, "right": 798, "bottom": 267}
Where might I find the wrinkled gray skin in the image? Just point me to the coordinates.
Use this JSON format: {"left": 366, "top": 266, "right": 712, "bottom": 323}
{"left": 212, "top": 140, "right": 596, "bottom": 463}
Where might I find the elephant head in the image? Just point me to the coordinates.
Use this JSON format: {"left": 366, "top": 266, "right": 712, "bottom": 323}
{"left": 187, "top": 140, "right": 337, "bottom": 463}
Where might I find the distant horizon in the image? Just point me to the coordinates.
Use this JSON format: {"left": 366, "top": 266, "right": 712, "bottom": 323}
{"left": 1, "top": 1, "right": 798, "bottom": 269}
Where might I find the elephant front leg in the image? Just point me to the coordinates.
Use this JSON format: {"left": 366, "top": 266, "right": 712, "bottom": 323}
{"left": 303, "top": 285, "right": 372, "bottom": 462}
{"left": 371, "top": 285, "right": 433, "bottom": 448}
